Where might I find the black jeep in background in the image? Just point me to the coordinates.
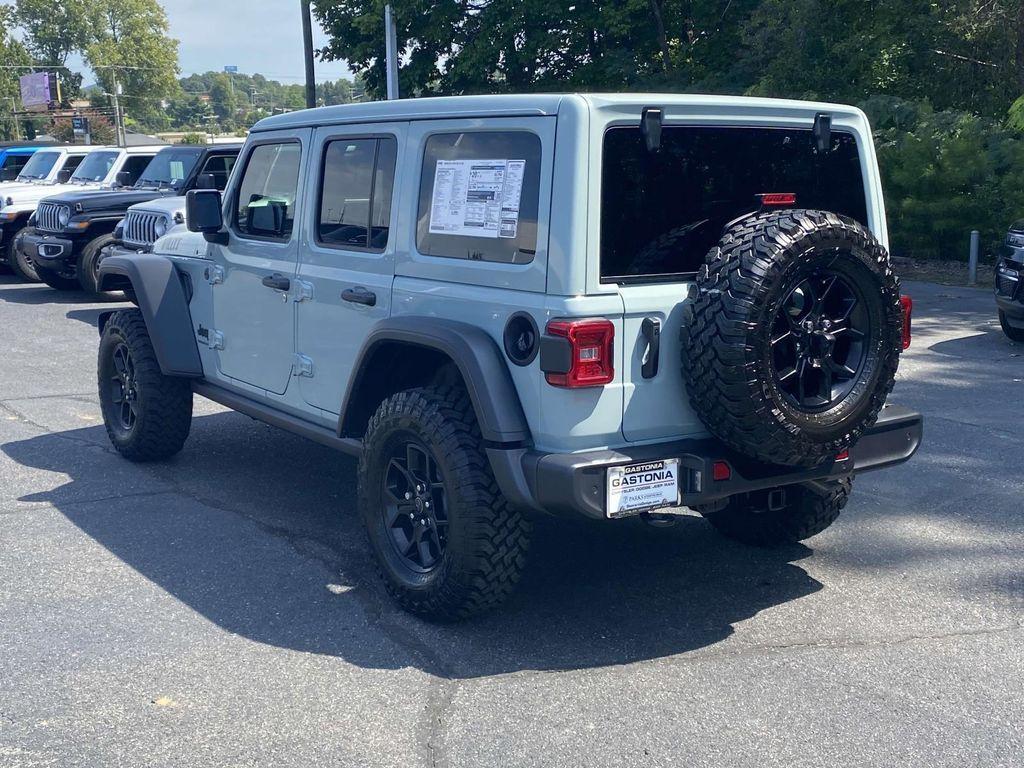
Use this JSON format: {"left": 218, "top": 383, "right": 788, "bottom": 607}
{"left": 997, "top": 221, "right": 1024, "bottom": 341}
{"left": 20, "top": 143, "right": 241, "bottom": 293}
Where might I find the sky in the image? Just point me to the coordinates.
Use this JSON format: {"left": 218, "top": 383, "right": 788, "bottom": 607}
{"left": 54, "top": 0, "right": 354, "bottom": 84}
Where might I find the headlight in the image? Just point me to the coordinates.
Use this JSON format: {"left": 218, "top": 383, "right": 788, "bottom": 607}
{"left": 154, "top": 217, "right": 168, "bottom": 238}
{"left": 57, "top": 206, "right": 71, "bottom": 227}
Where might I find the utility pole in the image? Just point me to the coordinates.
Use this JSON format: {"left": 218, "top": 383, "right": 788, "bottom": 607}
{"left": 8, "top": 98, "right": 21, "bottom": 141}
{"left": 110, "top": 69, "right": 126, "bottom": 147}
{"left": 384, "top": 4, "right": 399, "bottom": 100}
{"left": 300, "top": 1, "right": 316, "bottom": 109}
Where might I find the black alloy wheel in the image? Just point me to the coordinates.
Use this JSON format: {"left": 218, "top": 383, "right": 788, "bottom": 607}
{"left": 382, "top": 438, "right": 449, "bottom": 573}
{"left": 770, "top": 269, "right": 871, "bottom": 412}
{"left": 108, "top": 342, "right": 140, "bottom": 433}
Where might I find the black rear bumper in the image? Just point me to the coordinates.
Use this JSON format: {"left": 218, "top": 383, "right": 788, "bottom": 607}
{"left": 491, "top": 405, "right": 923, "bottom": 520}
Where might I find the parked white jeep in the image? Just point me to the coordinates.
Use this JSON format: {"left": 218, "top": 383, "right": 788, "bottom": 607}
{"left": 96, "top": 94, "right": 922, "bottom": 619}
{"left": 2, "top": 145, "right": 163, "bottom": 281}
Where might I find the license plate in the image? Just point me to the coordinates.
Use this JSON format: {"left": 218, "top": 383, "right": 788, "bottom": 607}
{"left": 606, "top": 459, "right": 681, "bottom": 519}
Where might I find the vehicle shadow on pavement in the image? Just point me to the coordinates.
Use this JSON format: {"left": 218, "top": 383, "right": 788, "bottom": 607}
{"left": 2, "top": 412, "right": 822, "bottom": 678}
{"left": 0, "top": 276, "right": 125, "bottom": 306}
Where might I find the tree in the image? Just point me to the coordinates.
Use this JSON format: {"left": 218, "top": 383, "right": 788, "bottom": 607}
{"left": 14, "top": 0, "right": 98, "bottom": 100}
{"left": 208, "top": 73, "right": 239, "bottom": 127}
{"left": 84, "top": 0, "right": 180, "bottom": 127}
{"left": 50, "top": 115, "right": 115, "bottom": 144}
{"left": 0, "top": 7, "right": 33, "bottom": 140}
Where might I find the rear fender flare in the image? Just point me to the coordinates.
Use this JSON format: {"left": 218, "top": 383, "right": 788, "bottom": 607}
{"left": 341, "top": 317, "right": 531, "bottom": 446}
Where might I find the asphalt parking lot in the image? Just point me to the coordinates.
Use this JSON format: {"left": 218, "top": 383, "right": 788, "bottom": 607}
{"left": 0, "top": 274, "right": 1021, "bottom": 767}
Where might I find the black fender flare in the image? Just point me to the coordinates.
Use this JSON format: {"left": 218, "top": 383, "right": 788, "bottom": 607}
{"left": 340, "top": 317, "right": 531, "bottom": 445}
{"left": 97, "top": 253, "right": 203, "bottom": 377}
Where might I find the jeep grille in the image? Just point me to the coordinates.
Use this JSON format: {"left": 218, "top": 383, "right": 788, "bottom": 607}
{"left": 123, "top": 210, "right": 164, "bottom": 250}
{"left": 36, "top": 201, "right": 67, "bottom": 233}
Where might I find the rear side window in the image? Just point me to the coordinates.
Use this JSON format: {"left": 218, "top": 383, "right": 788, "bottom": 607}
{"left": 600, "top": 126, "right": 869, "bottom": 282}
{"left": 235, "top": 142, "right": 302, "bottom": 240}
{"left": 416, "top": 131, "right": 541, "bottom": 264}
{"left": 317, "top": 137, "right": 397, "bottom": 251}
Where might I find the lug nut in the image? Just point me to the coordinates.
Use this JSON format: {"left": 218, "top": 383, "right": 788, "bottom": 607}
{"left": 404, "top": 492, "right": 412, "bottom": 500}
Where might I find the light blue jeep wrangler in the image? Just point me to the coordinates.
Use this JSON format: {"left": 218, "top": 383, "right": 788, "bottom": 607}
{"left": 96, "top": 94, "right": 922, "bottom": 619}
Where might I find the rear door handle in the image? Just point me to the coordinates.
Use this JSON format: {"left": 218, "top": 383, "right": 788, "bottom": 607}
{"left": 342, "top": 286, "right": 377, "bottom": 307}
{"left": 261, "top": 273, "right": 291, "bottom": 291}
{"left": 641, "top": 316, "right": 661, "bottom": 379}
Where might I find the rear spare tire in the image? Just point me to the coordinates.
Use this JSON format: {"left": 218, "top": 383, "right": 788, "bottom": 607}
{"left": 682, "top": 209, "right": 902, "bottom": 468}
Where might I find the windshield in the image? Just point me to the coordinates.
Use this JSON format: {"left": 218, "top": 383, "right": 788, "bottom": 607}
{"left": 17, "top": 151, "right": 60, "bottom": 180}
{"left": 71, "top": 151, "right": 121, "bottom": 183}
{"left": 600, "top": 126, "right": 869, "bottom": 281}
{"left": 136, "top": 148, "right": 202, "bottom": 188}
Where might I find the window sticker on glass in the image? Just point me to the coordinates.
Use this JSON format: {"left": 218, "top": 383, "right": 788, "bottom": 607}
{"left": 428, "top": 159, "right": 525, "bottom": 239}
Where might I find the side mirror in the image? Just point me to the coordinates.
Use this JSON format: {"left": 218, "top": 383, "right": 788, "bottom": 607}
{"left": 56, "top": 169, "right": 72, "bottom": 184}
{"left": 116, "top": 171, "right": 133, "bottom": 188}
{"left": 186, "top": 189, "right": 227, "bottom": 244}
{"left": 195, "top": 172, "right": 216, "bottom": 190}
{"left": 249, "top": 200, "right": 287, "bottom": 236}
{"left": 0, "top": 168, "right": 17, "bottom": 181}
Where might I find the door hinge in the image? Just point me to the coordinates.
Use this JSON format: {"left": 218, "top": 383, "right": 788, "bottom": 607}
{"left": 292, "top": 279, "right": 313, "bottom": 302}
{"left": 202, "top": 329, "right": 224, "bottom": 350}
{"left": 293, "top": 353, "right": 314, "bottom": 377}
{"left": 205, "top": 264, "right": 224, "bottom": 285}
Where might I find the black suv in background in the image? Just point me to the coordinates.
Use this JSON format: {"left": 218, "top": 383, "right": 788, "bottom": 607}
{"left": 20, "top": 143, "right": 241, "bottom": 293}
{"left": 997, "top": 222, "right": 1024, "bottom": 341}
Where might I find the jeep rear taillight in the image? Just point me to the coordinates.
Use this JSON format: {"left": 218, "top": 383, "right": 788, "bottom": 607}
{"left": 900, "top": 295, "right": 912, "bottom": 350}
{"left": 545, "top": 319, "right": 615, "bottom": 388}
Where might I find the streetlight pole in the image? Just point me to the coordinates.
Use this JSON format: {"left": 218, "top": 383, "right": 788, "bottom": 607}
{"left": 300, "top": 1, "right": 316, "bottom": 109}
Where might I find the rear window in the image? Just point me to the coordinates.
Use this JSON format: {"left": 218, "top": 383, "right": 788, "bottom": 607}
{"left": 600, "top": 126, "right": 869, "bottom": 282}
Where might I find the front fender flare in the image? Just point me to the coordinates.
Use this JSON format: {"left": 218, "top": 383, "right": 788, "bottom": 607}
{"left": 341, "top": 317, "right": 531, "bottom": 445}
{"left": 97, "top": 253, "right": 203, "bottom": 377}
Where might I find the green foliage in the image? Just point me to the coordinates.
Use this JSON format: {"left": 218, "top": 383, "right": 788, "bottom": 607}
{"left": 85, "top": 0, "right": 180, "bottom": 126}
{"left": 0, "top": 7, "right": 32, "bottom": 140}
{"left": 180, "top": 132, "right": 207, "bottom": 145}
{"left": 864, "top": 97, "right": 1024, "bottom": 260}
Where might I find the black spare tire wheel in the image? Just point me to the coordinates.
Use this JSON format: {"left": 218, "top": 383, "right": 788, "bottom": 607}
{"left": 682, "top": 209, "right": 903, "bottom": 468}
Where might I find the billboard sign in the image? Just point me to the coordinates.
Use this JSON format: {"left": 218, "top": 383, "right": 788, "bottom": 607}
{"left": 19, "top": 72, "right": 60, "bottom": 112}
{"left": 20, "top": 72, "right": 51, "bottom": 110}
{"left": 224, "top": 65, "right": 239, "bottom": 73}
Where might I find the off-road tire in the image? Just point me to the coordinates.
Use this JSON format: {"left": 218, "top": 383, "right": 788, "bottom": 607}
{"left": 77, "top": 234, "right": 115, "bottom": 294}
{"left": 98, "top": 309, "right": 193, "bottom": 461}
{"left": 682, "top": 209, "right": 903, "bottom": 467}
{"left": 8, "top": 227, "right": 40, "bottom": 282}
{"left": 34, "top": 262, "right": 81, "bottom": 291}
{"left": 700, "top": 477, "right": 852, "bottom": 547}
{"left": 358, "top": 384, "right": 531, "bottom": 620}
{"left": 999, "top": 310, "right": 1024, "bottom": 342}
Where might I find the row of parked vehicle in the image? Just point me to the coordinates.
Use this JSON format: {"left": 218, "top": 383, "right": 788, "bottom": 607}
{"left": 0, "top": 141, "right": 241, "bottom": 293}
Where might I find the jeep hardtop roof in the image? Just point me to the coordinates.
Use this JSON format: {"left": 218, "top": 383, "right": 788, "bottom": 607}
{"left": 252, "top": 93, "right": 870, "bottom": 132}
